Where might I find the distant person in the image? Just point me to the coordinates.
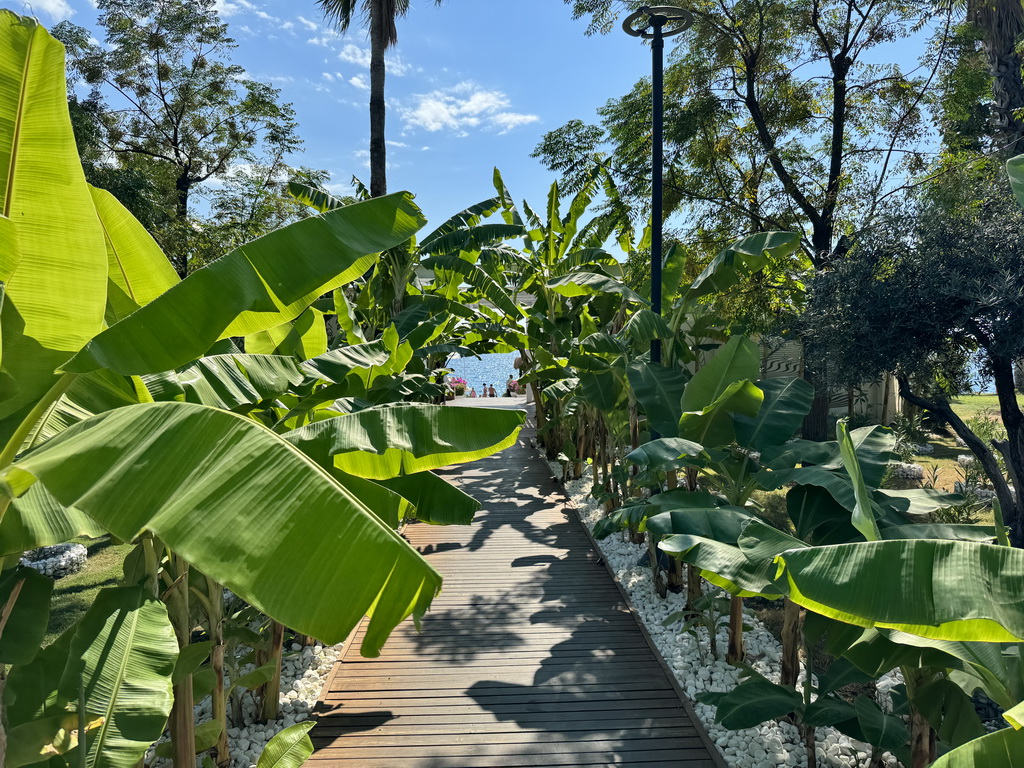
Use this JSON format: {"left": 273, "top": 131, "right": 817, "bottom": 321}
{"left": 469, "top": 387, "right": 478, "bottom": 398}
{"left": 488, "top": 384, "right": 497, "bottom": 398}
{"left": 505, "top": 375, "right": 516, "bottom": 396}
{"left": 481, "top": 384, "right": 489, "bottom": 398}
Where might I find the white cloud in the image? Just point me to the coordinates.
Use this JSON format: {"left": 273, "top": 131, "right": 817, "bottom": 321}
{"left": 297, "top": 15, "right": 320, "bottom": 32}
{"left": 339, "top": 44, "right": 410, "bottom": 76}
{"left": 31, "top": 0, "right": 73, "bottom": 18}
{"left": 281, "top": 20, "right": 293, "bottom": 30}
{"left": 214, "top": 0, "right": 256, "bottom": 16}
{"left": 322, "top": 72, "right": 335, "bottom": 82}
{"left": 400, "top": 82, "right": 539, "bottom": 135}
{"left": 387, "top": 140, "right": 408, "bottom": 148}
{"left": 339, "top": 44, "right": 371, "bottom": 68}
{"left": 349, "top": 75, "right": 369, "bottom": 91}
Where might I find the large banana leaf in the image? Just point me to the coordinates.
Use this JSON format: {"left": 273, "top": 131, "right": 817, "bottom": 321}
{"left": 5, "top": 401, "right": 442, "bottom": 652}
{"left": 90, "top": 186, "right": 178, "bottom": 324}
{"left": 59, "top": 587, "right": 178, "bottom": 768}
{"left": 678, "top": 379, "right": 763, "bottom": 447}
{"left": 837, "top": 420, "right": 881, "bottom": 541}
{"left": 0, "top": 13, "right": 108, "bottom": 421}
{"left": 627, "top": 361, "right": 687, "bottom": 438}
{"left": 0, "top": 566, "right": 52, "bottom": 663}
{"left": 63, "top": 193, "right": 426, "bottom": 376}
{"left": 244, "top": 307, "right": 328, "bottom": 359}
{"left": 680, "top": 335, "right": 760, "bottom": 413}
{"left": 930, "top": 727, "right": 1024, "bottom": 767}
{"left": 547, "top": 271, "right": 646, "bottom": 303}
{"left": 777, "top": 540, "right": 1024, "bottom": 642}
{"left": 169, "top": 354, "right": 306, "bottom": 411}
{"left": 625, "top": 437, "right": 703, "bottom": 472}
{"left": 2, "top": 484, "right": 105, "bottom": 557}
{"left": 733, "top": 377, "right": 813, "bottom": 451}
{"left": 426, "top": 254, "right": 523, "bottom": 318}
{"left": 686, "top": 231, "right": 801, "bottom": 300}
{"left": 379, "top": 471, "right": 480, "bottom": 525}
{"left": 283, "top": 403, "right": 525, "bottom": 480}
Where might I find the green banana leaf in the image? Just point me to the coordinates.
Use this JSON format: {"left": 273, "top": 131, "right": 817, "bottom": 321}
{"left": 0, "top": 13, "right": 108, "bottom": 421}
{"left": 686, "top": 231, "right": 801, "bottom": 300}
{"left": 59, "top": 587, "right": 178, "bottom": 768}
{"left": 733, "top": 377, "right": 813, "bottom": 452}
{"left": 777, "top": 540, "right": 1024, "bottom": 642}
{"left": 331, "top": 470, "right": 413, "bottom": 528}
{"left": 680, "top": 335, "right": 760, "bottom": 414}
{"left": 2, "top": 483, "right": 105, "bottom": 557}
{"left": 5, "top": 401, "right": 442, "bottom": 652}
{"left": 379, "top": 471, "right": 480, "bottom": 526}
{"left": 645, "top": 506, "right": 756, "bottom": 540}
{"left": 625, "top": 437, "right": 703, "bottom": 472}
{"left": 63, "top": 192, "right": 426, "bottom": 376}
{"left": 547, "top": 271, "right": 647, "bottom": 303}
{"left": 245, "top": 307, "right": 328, "bottom": 359}
{"left": 287, "top": 181, "right": 347, "bottom": 212}
{"left": 627, "top": 361, "right": 687, "bottom": 438}
{"left": 0, "top": 566, "right": 52, "bottom": 663}
{"left": 283, "top": 403, "right": 524, "bottom": 480}
{"left": 678, "top": 379, "right": 763, "bottom": 447}
{"left": 837, "top": 420, "right": 881, "bottom": 541}
{"left": 257, "top": 722, "right": 316, "bottom": 768}
{"left": 90, "top": 185, "right": 178, "bottom": 323}
{"left": 930, "top": 726, "right": 1024, "bottom": 767}
{"left": 170, "top": 354, "right": 307, "bottom": 411}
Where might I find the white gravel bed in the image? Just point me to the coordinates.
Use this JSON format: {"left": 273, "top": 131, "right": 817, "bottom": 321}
{"left": 887, "top": 462, "right": 924, "bottom": 480}
{"left": 21, "top": 543, "right": 88, "bottom": 579}
{"left": 547, "top": 456, "right": 900, "bottom": 768}
{"left": 149, "top": 641, "right": 340, "bottom": 768}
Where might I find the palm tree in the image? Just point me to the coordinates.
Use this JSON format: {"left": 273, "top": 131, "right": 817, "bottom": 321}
{"left": 318, "top": 0, "right": 443, "bottom": 197}
{"left": 968, "top": 0, "right": 1024, "bottom": 151}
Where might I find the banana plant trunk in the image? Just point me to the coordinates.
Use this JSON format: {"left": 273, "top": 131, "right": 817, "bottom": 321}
{"left": 206, "top": 577, "right": 230, "bottom": 767}
{"left": 726, "top": 595, "right": 744, "bottom": 663}
{"left": 780, "top": 597, "right": 802, "bottom": 688}
{"left": 686, "top": 564, "right": 702, "bottom": 612}
{"left": 166, "top": 557, "right": 196, "bottom": 768}
{"left": 259, "top": 621, "right": 285, "bottom": 722}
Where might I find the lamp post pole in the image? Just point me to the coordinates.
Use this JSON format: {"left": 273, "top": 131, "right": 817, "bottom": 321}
{"left": 623, "top": 6, "right": 693, "bottom": 436}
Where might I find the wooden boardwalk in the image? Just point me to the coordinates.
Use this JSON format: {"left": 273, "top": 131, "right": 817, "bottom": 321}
{"left": 312, "top": 413, "right": 724, "bottom": 767}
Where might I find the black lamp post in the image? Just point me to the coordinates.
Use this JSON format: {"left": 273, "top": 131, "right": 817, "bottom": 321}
{"left": 622, "top": 6, "right": 693, "bottom": 368}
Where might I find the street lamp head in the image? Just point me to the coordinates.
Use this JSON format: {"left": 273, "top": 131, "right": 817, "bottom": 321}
{"left": 622, "top": 5, "right": 694, "bottom": 39}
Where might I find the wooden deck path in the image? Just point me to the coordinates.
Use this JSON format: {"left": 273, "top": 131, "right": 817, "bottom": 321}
{"left": 312, "top": 412, "right": 724, "bottom": 767}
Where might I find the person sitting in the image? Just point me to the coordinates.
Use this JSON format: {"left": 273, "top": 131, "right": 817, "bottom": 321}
{"left": 488, "top": 384, "right": 497, "bottom": 398}
{"left": 468, "top": 387, "right": 478, "bottom": 398}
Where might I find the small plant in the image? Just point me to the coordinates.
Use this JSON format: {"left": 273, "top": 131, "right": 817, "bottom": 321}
{"left": 934, "top": 463, "right": 987, "bottom": 524}
{"left": 662, "top": 592, "right": 733, "bottom": 661}
{"left": 890, "top": 412, "right": 927, "bottom": 462}
{"left": 448, "top": 376, "right": 468, "bottom": 395}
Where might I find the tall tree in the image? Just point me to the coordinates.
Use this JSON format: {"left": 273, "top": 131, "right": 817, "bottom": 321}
{"left": 56, "top": 0, "right": 300, "bottom": 276}
{"left": 549, "top": 0, "right": 952, "bottom": 438}
{"left": 969, "top": 0, "right": 1024, "bottom": 151}
{"left": 317, "top": 0, "right": 443, "bottom": 197}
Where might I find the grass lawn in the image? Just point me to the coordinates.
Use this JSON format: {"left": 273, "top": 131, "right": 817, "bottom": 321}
{"left": 949, "top": 393, "right": 1023, "bottom": 421}
{"left": 45, "top": 536, "right": 134, "bottom": 645}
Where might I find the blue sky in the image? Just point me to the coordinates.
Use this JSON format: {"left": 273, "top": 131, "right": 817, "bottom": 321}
{"left": 31, "top": 0, "right": 652, "bottom": 228}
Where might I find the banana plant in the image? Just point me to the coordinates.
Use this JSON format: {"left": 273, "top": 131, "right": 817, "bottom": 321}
{"left": 0, "top": 14, "right": 524, "bottom": 768}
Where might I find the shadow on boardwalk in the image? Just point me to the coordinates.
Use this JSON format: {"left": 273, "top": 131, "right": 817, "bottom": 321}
{"left": 311, "top": 417, "right": 722, "bottom": 767}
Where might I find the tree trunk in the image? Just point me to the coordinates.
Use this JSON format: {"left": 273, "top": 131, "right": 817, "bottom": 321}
{"left": 167, "top": 558, "right": 195, "bottom": 768}
{"left": 207, "top": 578, "right": 230, "bottom": 768}
{"left": 973, "top": 0, "right": 1024, "bottom": 152}
{"left": 726, "top": 595, "right": 744, "bottom": 663}
{"left": 686, "top": 565, "right": 702, "bottom": 612}
{"left": 909, "top": 706, "right": 936, "bottom": 768}
{"left": 258, "top": 621, "right": 285, "bottom": 722}
{"left": 780, "top": 597, "right": 802, "bottom": 688}
{"left": 174, "top": 175, "right": 190, "bottom": 278}
{"left": 368, "top": 2, "right": 388, "bottom": 197}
